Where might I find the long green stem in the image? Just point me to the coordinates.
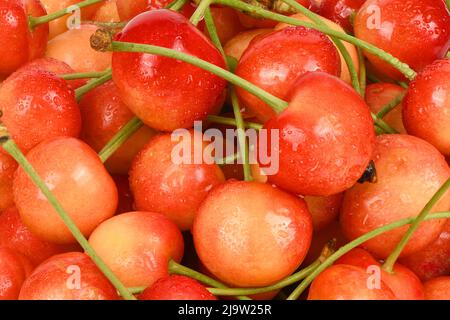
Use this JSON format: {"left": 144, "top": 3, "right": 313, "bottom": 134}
{"left": 74, "top": 69, "right": 112, "bottom": 101}
{"left": 190, "top": 0, "right": 213, "bottom": 26}
{"left": 204, "top": 8, "right": 225, "bottom": 57}
{"left": 372, "top": 113, "right": 398, "bottom": 134}
{"left": 207, "top": 115, "right": 263, "bottom": 130}
{"left": 383, "top": 178, "right": 450, "bottom": 273}
{"left": 61, "top": 69, "right": 110, "bottom": 80}
{"left": 168, "top": 0, "right": 189, "bottom": 11}
{"left": 0, "top": 136, "right": 135, "bottom": 300}
{"left": 376, "top": 92, "right": 406, "bottom": 119}
{"left": 217, "top": 152, "right": 240, "bottom": 166}
{"left": 358, "top": 48, "right": 367, "bottom": 98}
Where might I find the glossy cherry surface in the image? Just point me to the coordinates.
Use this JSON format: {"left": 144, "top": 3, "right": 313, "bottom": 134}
{"left": 314, "top": 0, "right": 366, "bottom": 32}
{"left": 424, "top": 277, "right": 450, "bottom": 300}
{"left": 0, "top": 149, "right": 17, "bottom": 211}
{"left": 304, "top": 193, "right": 343, "bottom": 231}
{"left": 0, "top": 247, "right": 33, "bottom": 300}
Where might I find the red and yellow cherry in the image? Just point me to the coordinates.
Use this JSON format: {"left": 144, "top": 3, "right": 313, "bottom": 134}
{"left": 112, "top": 175, "right": 135, "bottom": 215}
{"left": 205, "top": 6, "right": 245, "bottom": 45}
{"left": 139, "top": 275, "right": 217, "bottom": 300}
{"left": 262, "top": 72, "right": 375, "bottom": 196}
{"left": 0, "top": 247, "right": 33, "bottom": 300}
{"left": 79, "top": 80, "right": 157, "bottom": 175}
{"left": 129, "top": 132, "right": 225, "bottom": 231}
{"left": 13, "top": 137, "right": 118, "bottom": 244}
{"left": 18, "top": 252, "right": 120, "bottom": 300}
{"left": 304, "top": 193, "right": 343, "bottom": 231}
{"left": 46, "top": 24, "right": 112, "bottom": 73}
{"left": 224, "top": 28, "right": 272, "bottom": 61}
{"left": 88, "top": 211, "right": 184, "bottom": 287}
{"left": 365, "top": 83, "right": 406, "bottom": 134}
{"left": 0, "top": 0, "right": 48, "bottom": 77}
{"left": 92, "top": 0, "right": 120, "bottom": 22}
{"left": 193, "top": 180, "right": 313, "bottom": 287}
{"left": 0, "top": 68, "right": 81, "bottom": 153}
{"left": 0, "top": 149, "right": 17, "bottom": 211}
{"left": 116, "top": 0, "right": 171, "bottom": 20}
{"left": 307, "top": 264, "right": 396, "bottom": 300}
{"left": 235, "top": 26, "right": 341, "bottom": 122}
{"left": 399, "top": 220, "right": 450, "bottom": 282}
{"left": 341, "top": 134, "right": 450, "bottom": 259}
{"left": 313, "top": 0, "right": 366, "bottom": 32}
{"left": 424, "top": 277, "right": 450, "bottom": 300}
{"left": 354, "top": 0, "right": 450, "bottom": 80}
{"left": 403, "top": 59, "right": 450, "bottom": 156}
{"left": 112, "top": 9, "right": 227, "bottom": 131}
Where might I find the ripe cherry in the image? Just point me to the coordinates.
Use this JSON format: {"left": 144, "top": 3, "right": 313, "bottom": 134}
{"left": 92, "top": 0, "right": 120, "bottom": 22}
{"left": 0, "top": 247, "right": 33, "bottom": 300}
{"left": 139, "top": 275, "right": 217, "bottom": 300}
{"left": 193, "top": 180, "right": 313, "bottom": 287}
{"left": 88, "top": 211, "right": 184, "bottom": 287}
{"left": 304, "top": 193, "right": 343, "bottom": 231}
{"left": 112, "top": 9, "right": 227, "bottom": 131}
{"left": 313, "top": 0, "right": 366, "bottom": 32}
{"left": 341, "top": 134, "right": 450, "bottom": 259}
{"left": 13, "top": 137, "right": 118, "bottom": 244}
{"left": 403, "top": 59, "right": 450, "bottom": 156}
{"left": 116, "top": 0, "right": 171, "bottom": 20}
{"left": 205, "top": 6, "right": 244, "bottom": 45}
{"left": 0, "top": 68, "right": 81, "bottom": 153}
{"left": 262, "top": 72, "right": 375, "bottom": 196}
{"left": 354, "top": 0, "right": 450, "bottom": 80}
{"left": 224, "top": 29, "right": 272, "bottom": 61}
{"left": 0, "top": 149, "right": 17, "bottom": 211}
{"left": 18, "top": 252, "right": 120, "bottom": 300}
{"left": 424, "top": 277, "right": 450, "bottom": 300}
{"left": 0, "top": 0, "right": 48, "bottom": 77}
{"left": 235, "top": 26, "right": 341, "bottom": 122}
{"left": 112, "top": 175, "right": 135, "bottom": 215}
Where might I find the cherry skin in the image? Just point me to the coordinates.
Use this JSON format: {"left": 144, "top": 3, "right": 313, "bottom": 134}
{"left": 341, "top": 134, "right": 450, "bottom": 259}
{"left": 112, "top": 175, "right": 135, "bottom": 215}
{"left": 18, "top": 252, "right": 120, "bottom": 300}
{"left": 13, "top": 137, "right": 118, "bottom": 244}
{"left": 365, "top": 83, "right": 406, "bottom": 134}
{"left": 224, "top": 29, "right": 272, "bottom": 62}
{"left": 0, "top": 0, "right": 48, "bottom": 77}
{"left": 205, "top": 6, "right": 245, "bottom": 45}
{"left": 423, "top": 277, "right": 450, "bottom": 300}
{"left": 307, "top": 264, "right": 396, "bottom": 300}
{"left": 235, "top": 26, "right": 341, "bottom": 122}
{"left": 0, "top": 68, "right": 81, "bottom": 153}
{"left": 79, "top": 80, "right": 157, "bottom": 175}
{"left": 304, "top": 193, "right": 343, "bottom": 231}
{"left": 0, "top": 149, "right": 17, "bottom": 211}
{"left": 0, "top": 247, "right": 33, "bottom": 300}
{"left": 116, "top": 0, "right": 172, "bottom": 20}
{"left": 403, "top": 59, "right": 450, "bottom": 156}
{"left": 262, "top": 72, "right": 375, "bottom": 196}
{"left": 139, "top": 275, "right": 217, "bottom": 300}
{"left": 88, "top": 211, "right": 184, "bottom": 287}
{"left": 92, "top": 0, "right": 120, "bottom": 22}
{"left": 112, "top": 10, "right": 227, "bottom": 132}
{"left": 193, "top": 180, "right": 313, "bottom": 287}
{"left": 399, "top": 220, "right": 450, "bottom": 282}
{"left": 129, "top": 132, "right": 225, "bottom": 231}
{"left": 313, "top": 0, "right": 366, "bottom": 32}
{"left": 354, "top": 0, "right": 450, "bottom": 80}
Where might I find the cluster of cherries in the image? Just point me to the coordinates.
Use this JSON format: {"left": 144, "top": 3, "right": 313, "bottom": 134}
{"left": 0, "top": 0, "right": 449, "bottom": 301}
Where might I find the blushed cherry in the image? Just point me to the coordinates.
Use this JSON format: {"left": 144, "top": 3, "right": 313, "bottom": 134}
{"left": 205, "top": 6, "right": 245, "bottom": 45}
{"left": 304, "top": 193, "right": 343, "bottom": 231}
{"left": 224, "top": 29, "right": 272, "bottom": 61}
{"left": 0, "top": 149, "right": 17, "bottom": 211}
{"left": 92, "top": 0, "right": 120, "bottom": 22}
{"left": 116, "top": 0, "right": 171, "bottom": 20}
{"left": 424, "top": 277, "right": 450, "bottom": 300}
{"left": 0, "top": 247, "right": 33, "bottom": 300}
{"left": 313, "top": 0, "right": 366, "bottom": 32}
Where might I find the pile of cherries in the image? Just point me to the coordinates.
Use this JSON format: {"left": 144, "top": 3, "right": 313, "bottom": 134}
{"left": 0, "top": 0, "right": 449, "bottom": 301}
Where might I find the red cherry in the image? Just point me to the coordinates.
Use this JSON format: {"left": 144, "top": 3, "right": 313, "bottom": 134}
{"left": 0, "top": 149, "right": 17, "bottom": 211}
{"left": 235, "top": 26, "right": 341, "bottom": 122}
{"left": 262, "top": 72, "right": 375, "bottom": 196}
{"left": 0, "top": 68, "right": 81, "bottom": 153}
{"left": 304, "top": 193, "right": 343, "bottom": 231}
{"left": 424, "top": 277, "right": 450, "bottom": 300}
{"left": 139, "top": 275, "right": 217, "bottom": 300}
{"left": 224, "top": 28, "right": 272, "bottom": 62}
{"left": 354, "top": 0, "right": 450, "bottom": 80}
{"left": 112, "top": 9, "right": 227, "bottom": 131}
{"left": 0, "top": 0, "right": 48, "bottom": 77}
{"left": 79, "top": 80, "right": 157, "bottom": 175}
{"left": 0, "top": 247, "right": 33, "bottom": 300}
{"left": 403, "top": 59, "right": 450, "bottom": 156}
{"left": 88, "top": 211, "right": 184, "bottom": 287}
{"left": 112, "top": 175, "right": 135, "bottom": 215}
{"left": 13, "top": 137, "right": 118, "bottom": 244}
{"left": 341, "top": 134, "right": 450, "bottom": 259}
{"left": 116, "top": 0, "right": 172, "bottom": 20}
{"left": 18, "top": 252, "right": 120, "bottom": 300}
{"left": 193, "top": 180, "right": 313, "bottom": 287}
{"left": 205, "top": 6, "right": 245, "bottom": 45}
{"left": 314, "top": 0, "right": 366, "bottom": 32}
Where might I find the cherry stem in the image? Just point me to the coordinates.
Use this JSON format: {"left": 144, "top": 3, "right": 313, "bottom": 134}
{"left": 61, "top": 68, "right": 111, "bottom": 80}
{"left": 28, "top": 0, "right": 105, "bottom": 29}
{"left": 204, "top": 8, "right": 225, "bottom": 57}
{"left": 358, "top": 48, "right": 367, "bottom": 98}
{"left": 81, "top": 20, "right": 127, "bottom": 29}
{"left": 367, "top": 72, "right": 381, "bottom": 84}
{"left": 190, "top": 0, "right": 213, "bottom": 25}
{"left": 0, "top": 133, "right": 135, "bottom": 300}
{"left": 372, "top": 113, "right": 398, "bottom": 134}
{"left": 217, "top": 152, "right": 240, "bottom": 166}
{"left": 168, "top": 0, "right": 189, "bottom": 11}
{"left": 168, "top": 260, "right": 252, "bottom": 300}
{"left": 207, "top": 115, "right": 263, "bottom": 130}
{"left": 383, "top": 178, "right": 450, "bottom": 273}
{"left": 215, "top": 0, "right": 417, "bottom": 80}
{"left": 376, "top": 92, "right": 406, "bottom": 119}
{"left": 74, "top": 69, "right": 112, "bottom": 101}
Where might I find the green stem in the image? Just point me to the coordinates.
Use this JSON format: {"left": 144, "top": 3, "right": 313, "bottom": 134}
{"left": 367, "top": 72, "right": 381, "bottom": 84}
{"left": 168, "top": 0, "right": 189, "bottom": 11}
{"left": 80, "top": 21, "right": 127, "bottom": 29}
{"left": 286, "top": 211, "right": 450, "bottom": 300}
{"left": 376, "top": 92, "right": 406, "bottom": 119}
{"left": 0, "top": 136, "right": 135, "bottom": 300}
{"left": 207, "top": 115, "right": 263, "bottom": 130}
{"left": 190, "top": 0, "right": 213, "bottom": 26}
{"left": 358, "top": 48, "right": 367, "bottom": 98}
{"left": 74, "top": 69, "right": 112, "bottom": 101}
{"left": 61, "top": 69, "right": 110, "bottom": 80}
{"left": 372, "top": 113, "right": 398, "bottom": 134}
{"left": 204, "top": 8, "right": 225, "bottom": 56}
{"left": 397, "top": 81, "right": 409, "bottom": 89}
{"left": 383, "top": 178, "right": 450, "bottom": 273}
{"left": 217, "top": 152, "right": 240, "bottom": 166}
{"left": 29, "top": 0, "right": 105, "bottom": 29}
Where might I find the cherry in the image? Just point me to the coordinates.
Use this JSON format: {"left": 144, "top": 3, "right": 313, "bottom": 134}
{"left": 307, "top": 264, "right": 396, "bottom": 300}
{"left": 18, "top": 252, "right": 120, "bottom": 300}
{"left": 403, "top": 59, "right": 450, "bottom": 156}
{"left": 423, "top": 277, "right": 450, "bottom": 300}
{"left": 0, "top": 68, "right": 81, "bottom": 153}
{"left": 116, "top": 0, "right": 172, "bottom": 20}
{"left": 13, "top": 137, "right": 118, "bottom": 244}
{"left": 224, "top": 28, "right": 272, "bottom": 61}
{"left": 0, "top": 0, "right": 48, "bottom": 77}
{"left": 46, "top": 24, "right": 112, "bottom": 73}
{"left": 0, "top": 149, "right": 17, "bottom": 211}
{"left": 341, "top": 134, "right": 450, "bottom": 259}
{"left": 304, "top": 193, "right": 343, "bottom": 231}
{"left": 0, "top": 247, "right": 33, "bottom": 300}
{"left": 111, "top": 9, "right": 227, "bottom": 131}
{"left": 129, "top": 132, "right": 225, "bottom": 231}
{"left": 79, "top": 80, "right": 157, "bottom": 175}
{"left": 193, "top": 180, "right": 313, "bottom": 287}
{"left": 92, "top": 0, "right": 120, "bottom": 22}
{"left": 112, "top": 175, "right": 135, "bottom": 215}
{"left": 365, "top": 83, "right": 406, "bottom": 134}
{"left": 235, "top": 26, "right": 341, "bottom": 122}
{"left": 139, "top": 275, "right": 217, "bottom": 300}
{"left": 205, "top": 6, "right": 245, "bottom": 45}
{"left": 88, "top": 211, "right": 184, "bottom": 287}
{"left": 354, "top": 0, "right": 450, "bottom": 80}
{"left": 262, "top": 72, "right": 375, "bottom": 196}
{"left": 313, "top": 0, "right": 365, "bottom": 32}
